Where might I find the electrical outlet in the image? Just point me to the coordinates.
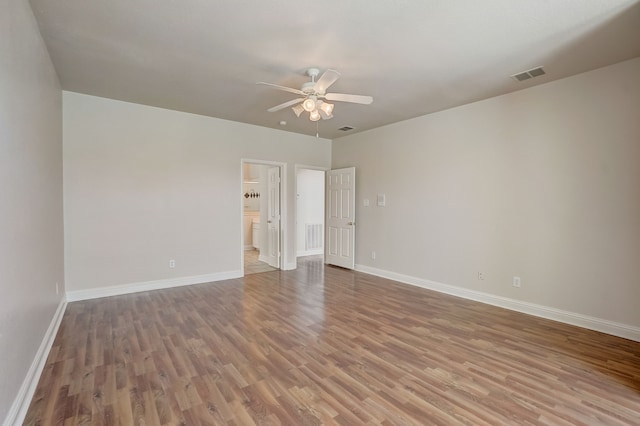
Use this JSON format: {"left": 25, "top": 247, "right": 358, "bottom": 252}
{"left": 371, "top": 251, "right": 376, "bottom": 260}
{"left": 169, "top": 259, "right": 176, "bottom": 268}
{"left": 363, "top": 198, "right": 370, "bottom": 207}
{"left": 513, "top": 276, "right": 521, "bottom": 287}
{"left": 478, "top": 272, "right": 485, "bottom": 280}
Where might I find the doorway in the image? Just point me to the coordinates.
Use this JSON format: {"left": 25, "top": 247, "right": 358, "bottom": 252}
{"left": 296, "top": 166, "right": 326, "bottom": 265}
{"left": 242, "top": 160, "right": 284, "bottom": 275}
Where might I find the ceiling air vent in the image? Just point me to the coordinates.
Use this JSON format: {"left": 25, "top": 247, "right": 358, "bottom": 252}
{"left": 511, "top": 66, "right": 546, "bottom": 82}
{"left": 338, "top": 126, "right": 355, "bottom": 131}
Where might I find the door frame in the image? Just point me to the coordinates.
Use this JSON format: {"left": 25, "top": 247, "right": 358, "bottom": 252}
{"left": 293, "top": 164, "right": 330, "bottom": 270}
{"left": 240, "top": 159, "right": 287, "bottom": 274}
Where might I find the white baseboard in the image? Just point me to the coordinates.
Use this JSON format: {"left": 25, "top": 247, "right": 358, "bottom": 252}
{"left": 4, "top": 297, "right": 67, "bottom": 426}
{"left": 66, "top": 270, "right": 243, "bottom": 302}
{"left": 258, "top": 254, "right": 268, "bottom": 263}
{"left": 283, "top": 262, "right": 297, "bottom": 271}
{"left": 355, "top": 264, "right": 640, "bottom": 343}
{"left": 244, "top": 245, "right": 255, "bottom": 251}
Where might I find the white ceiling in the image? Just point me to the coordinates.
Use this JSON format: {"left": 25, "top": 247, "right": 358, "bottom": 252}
{"left": 29, "top": 0, "right": 640, "bottom": 140}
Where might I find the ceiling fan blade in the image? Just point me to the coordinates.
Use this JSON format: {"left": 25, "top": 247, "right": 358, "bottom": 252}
{"left": 267, "top": 98, "right": 305, "bottom": 112}
{"left": 256, "top": 82, "right": 305, "bottom": 96}
{"left": 324, "top": 93, "right": 373, "bottom": 104}
{"left": 314, "top": 69, "right": 340, "bottom": 94}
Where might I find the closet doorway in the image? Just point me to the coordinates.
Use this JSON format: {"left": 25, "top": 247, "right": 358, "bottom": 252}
{"left": 296, "top": 166, "right": 326, "bottom": 262}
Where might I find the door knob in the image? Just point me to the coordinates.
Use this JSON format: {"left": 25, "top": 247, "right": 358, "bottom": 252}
{"left": 347, "top": 221, "right": 355, "bottom": 226}
{"left": 267, "top": 220, "right": 272, "bottom": 223}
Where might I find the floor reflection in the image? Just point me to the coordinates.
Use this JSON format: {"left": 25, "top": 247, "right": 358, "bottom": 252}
{"left": 244, "top": 249, "right": 277, "bottom": 275}
{"left": 294, "top": 255, "right": 325, "bottom": 326}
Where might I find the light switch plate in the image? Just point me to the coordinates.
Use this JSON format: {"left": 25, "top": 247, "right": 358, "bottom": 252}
{"left": 377, "top": 194, "right": 386, "bottom": 207}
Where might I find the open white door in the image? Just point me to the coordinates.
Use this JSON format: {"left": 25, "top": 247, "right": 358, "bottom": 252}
{"left": 325, "top": 167, "right": 355, "bottom": 269}
{"left": 265, "top": 166, "right": 281, "bottom": 268}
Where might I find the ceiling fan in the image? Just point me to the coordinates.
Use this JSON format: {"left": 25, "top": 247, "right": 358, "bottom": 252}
{"left": 257, "top": 68, "right": 373, "bottom": 121}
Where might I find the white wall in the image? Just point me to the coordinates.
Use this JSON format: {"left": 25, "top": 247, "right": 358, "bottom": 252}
{"left": 0, "top": 0, "right": 64, "bottom": 422}
{"left": 296, "top": 169, "right": 325, "bottom": 256}
{"left": 332, "top": 57, "right": 640, "bottom": 329}
{"left": 63, "top": 92, "right": 331, "bottom": 292}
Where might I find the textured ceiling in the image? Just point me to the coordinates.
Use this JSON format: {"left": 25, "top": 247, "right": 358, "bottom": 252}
{"left": 29, "top": 0, "right": 640, "bottom": 140}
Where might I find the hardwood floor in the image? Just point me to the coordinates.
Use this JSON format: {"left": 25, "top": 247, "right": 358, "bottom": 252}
{"left": 244, "top": 249, "right": 278, "bottom": 275}
{"left": 26, "top": 256, "right": 640, "bottom": 425}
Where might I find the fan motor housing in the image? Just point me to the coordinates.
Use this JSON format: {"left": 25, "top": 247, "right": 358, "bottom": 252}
{"left": 301, "top": 81, "right": 316, "bottom": 94}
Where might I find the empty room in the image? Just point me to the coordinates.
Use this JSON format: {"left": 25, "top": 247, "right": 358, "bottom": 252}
{"left": 2, "top": 0, "right": 640, "bottom": 424}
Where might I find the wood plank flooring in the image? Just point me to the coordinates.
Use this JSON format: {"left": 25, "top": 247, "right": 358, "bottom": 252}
{"left": 25, "top": 256, "right": 640, "bottom": 425}
{"left": 244, "top": 249, "right": 277, "bottom": 275}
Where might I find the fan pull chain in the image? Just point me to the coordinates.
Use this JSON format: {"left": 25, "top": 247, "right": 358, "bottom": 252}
{"left": 316, "top": 121, "right": 319, "bottom": 139}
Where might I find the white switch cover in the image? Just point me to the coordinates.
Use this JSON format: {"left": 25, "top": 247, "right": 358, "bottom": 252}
{"left": 377, "top": 194, "right": 386, "bottom": 207}
{"left": 363, "top": 198, "right": 370, "bottom": 207}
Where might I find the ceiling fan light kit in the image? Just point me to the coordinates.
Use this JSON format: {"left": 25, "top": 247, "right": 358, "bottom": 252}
{"left": 319, "top": 100, "right": 334, "bottom": 115}
{"left": 292, "top": 104, "right": 304, "bottom": 117}
{"left": 302, "top": 96, "right": 317, "bottom": 112}
{"left": 309, "top": 109, "right": 321, "bottom": 121}
{"left": 257, "top": 68, "right": 373, "bottom": 122}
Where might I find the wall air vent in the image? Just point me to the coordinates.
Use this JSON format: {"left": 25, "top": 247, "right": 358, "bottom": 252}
{"left": 511, "top": 66, "right": 546, "bottom": 82}
{"left": 338, "top": 126, "right": 355, "bottom": 131}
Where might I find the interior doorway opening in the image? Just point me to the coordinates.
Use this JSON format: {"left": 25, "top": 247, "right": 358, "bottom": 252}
{"left": 296, "top": 166, "right": 326, "bottom": 263}
{"left": 241, "top": 160, "right": 283, "bottom": 275}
